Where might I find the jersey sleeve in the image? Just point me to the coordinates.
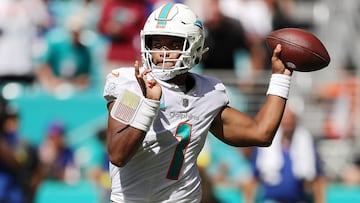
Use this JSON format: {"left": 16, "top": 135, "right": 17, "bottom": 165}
{"left": 201, "top": 74, "right": 230, "bottom": 107}
{"left": 103, "top": 68, "right": 140, "bottom": 105}
{"left": 215, "top": 81, "right": 230, "bottom": 107}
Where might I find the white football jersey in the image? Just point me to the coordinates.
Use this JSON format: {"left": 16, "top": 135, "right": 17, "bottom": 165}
{"left": 103, "top": 67, "right": 229, "bottom": 203}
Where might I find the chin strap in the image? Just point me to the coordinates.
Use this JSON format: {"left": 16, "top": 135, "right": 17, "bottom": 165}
{"left": 202, "top": 47, "right": 209, "bottom": 54}
{"left": 147, "top": 71, "right": 176, "bottom": 89}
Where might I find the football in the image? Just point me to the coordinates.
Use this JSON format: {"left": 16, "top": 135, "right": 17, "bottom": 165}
{"left": 266, "top": 28, "right": 330, "bottom": 72}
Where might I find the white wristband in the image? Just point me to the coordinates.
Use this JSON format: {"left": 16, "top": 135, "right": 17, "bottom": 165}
{"left": 130, "top": 98, "right": 160, "bottom": 131}
{"left": 266, "top": 74, "right": 291, "bottom": 99}
{"left": 111, "top": 89, "right": 160, "bottom": 132}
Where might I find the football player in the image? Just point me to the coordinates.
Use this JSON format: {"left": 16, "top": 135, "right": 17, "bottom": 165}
{"left": 103, "top": 3, "right": 292, "bottom": 202}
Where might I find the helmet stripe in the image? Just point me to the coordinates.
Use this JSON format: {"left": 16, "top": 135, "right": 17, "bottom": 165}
{"left": 157, "top": 3, "right": 174, "bottom": 28}
{"left": 194, "top": 19, "right": 204, "bottom": 30}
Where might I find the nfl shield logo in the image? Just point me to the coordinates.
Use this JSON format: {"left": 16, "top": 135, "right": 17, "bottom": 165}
{"left": 182, "top": 98, "right": 189, "bottom": 107}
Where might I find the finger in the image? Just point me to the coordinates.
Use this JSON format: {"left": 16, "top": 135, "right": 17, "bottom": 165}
{"left": 271, "top": 44, "right": 282, "bottom": 66}
{"left": 134, "top": 60, "right": 146, "bottom": 96}
{"left": 147, "top": 77, "right": 157, "bottom": 88}
{"left": 134, "top": 60, "right": 140, "bottom": 78}
{"left": 272, "top": 44, "right": 293, "bottom": 75}
{"left": 141, "top": 69, "right": 152, "bottom": 80}
{"left": 272, "top": 44, "right": 282, "bottom": 60}
{"left": 284, "top": 68, "right": 293, "bottom": 76}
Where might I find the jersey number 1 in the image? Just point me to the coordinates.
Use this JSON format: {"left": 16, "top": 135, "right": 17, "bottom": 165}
{"left": 166, "top": 122, "right": 192, "bottom": 180}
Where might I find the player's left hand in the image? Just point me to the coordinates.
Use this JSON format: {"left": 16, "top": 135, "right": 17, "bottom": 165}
{"left": 134, "top": 60, "right": 162, "bottom": 101}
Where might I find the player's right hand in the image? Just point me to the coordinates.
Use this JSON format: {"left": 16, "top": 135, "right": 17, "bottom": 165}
{"left": 134, "top": 60, "right": 162, "bottom": 101}
{"left": 272, "top": 44, "right": 293, "bottom": 76}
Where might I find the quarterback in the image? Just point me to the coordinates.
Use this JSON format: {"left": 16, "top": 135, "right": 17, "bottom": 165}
{"left": 103, "top": 3, "right": 292, "bottom": 203}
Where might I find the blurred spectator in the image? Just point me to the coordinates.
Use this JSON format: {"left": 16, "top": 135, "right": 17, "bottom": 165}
{"left": 220, "top": 0, "right": 272, "bottom": 39}
{"left": 271, "top": 0, "right": 296, "bottom": 30}
{"left": 34, "top": 14, "right": 92, "bottom": 93}
{"left": 97, "top": 0, "right": 147, "bottom": 75}
{"left": 73, "top": 0, "right": 102, "bottom": 32}
{"left": 341, "top": 156, "right": 360, "bottom": 186}
{"left": 313, "top": 59, "right": 359, "bottom": 140}
{"left": 203, "top": 136, "right": 256, "bottom": 203}
{"left": 0, "top": 107, "right": 41, "bottom": 203}
{"left": 199, "top": 0, "right": 250, "bottom": 72}
{"left": 0, "top": 96, "right": 7, "bottom": 127}
{"left": 271, "top": 0, "right": 313, "bottom": 31}
{"left": 85, "top": 127, "right": 111, "bottom": 203}
{"left": 219, "top": 0, "right": 272, "bottom": 73}
{"left": 0, "top": 0, "right": 51, "bottom": 85}
{"left": 198, "top": 163, "right": 221, "bottom": 203}
{"left": 249, "top": 105, "right": 325, "bottom": 203}
{"left": 37, "top": 120, "right": 79, "bottom": 184}
{"left": 191, "top": 0, "right": 255, "bottom": 117}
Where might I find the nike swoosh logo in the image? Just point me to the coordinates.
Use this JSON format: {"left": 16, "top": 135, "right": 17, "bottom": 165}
{"left": 112, "top": 72, "right": 120, "bottom": 77}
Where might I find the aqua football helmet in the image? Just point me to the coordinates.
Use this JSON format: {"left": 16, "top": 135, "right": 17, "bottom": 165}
{"left": 141, "top": 3, "right": 206, "bottom": 81}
